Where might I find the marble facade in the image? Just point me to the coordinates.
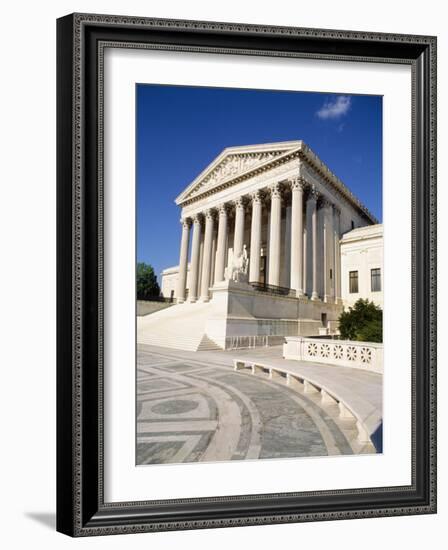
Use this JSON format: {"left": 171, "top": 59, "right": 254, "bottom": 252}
{"left": 340, "top": 224, "right": 383, "bottom": 309}
{"left": 158, "top": 140, "right": 379, "bottom": 347}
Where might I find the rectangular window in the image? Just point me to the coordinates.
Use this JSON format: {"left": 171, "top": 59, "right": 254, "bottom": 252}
{"left": 371, "top": 268, "right": 381, "bottom": 292}
{"left": 349, "top": 270, "right": 358, "bottom": 293}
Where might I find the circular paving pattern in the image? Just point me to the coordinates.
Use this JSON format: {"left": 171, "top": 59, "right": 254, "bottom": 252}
{"left": 136, "top": 348, "right": 363, "bottom": 465}
{"left": 152, "top": 399, "right": 199, "bottom": 415}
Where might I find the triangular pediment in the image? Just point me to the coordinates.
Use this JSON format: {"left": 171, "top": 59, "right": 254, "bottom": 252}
{"left": 176, "top": 141, "right": 302, "bottom": 204}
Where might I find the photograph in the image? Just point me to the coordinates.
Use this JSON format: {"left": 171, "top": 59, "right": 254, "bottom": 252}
{"left": 135, "top": 84, "right": 384, "bottom": 465}
{"left": 0, "top": 0, "right": 443, "bottom": 544}
{"left": 54, "top": 9, "right": 436, "bottom": 536}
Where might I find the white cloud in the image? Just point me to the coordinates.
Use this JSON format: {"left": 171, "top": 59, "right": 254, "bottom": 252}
{"left": 316, "top": 95, "right": 351, "bottom": 120}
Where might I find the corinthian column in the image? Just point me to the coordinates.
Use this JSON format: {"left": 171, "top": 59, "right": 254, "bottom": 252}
{"left": 268, "top": 183, "right": 282, "bottom": 286}
{"left": 200, "top": 210, "right": 215, "bottom": 301}
{"left": 214, "top": 204, "right": 228, "bottom": 283}
{"left": 176, "top": 218, "right": 191, "bottom": 303}
{"left": 333, "top": 205, "right": 342, "bottom": 303}
{"left": 322, "top": 198, "right": 334, "bottom": 303}
{"left": 233, "top": 197, "right": 245, "bottom": 257}
{"left": 303, "top": 221, "right": 307, "bottom": 296}
{"left": 249, "top": 191, "right": 262, "bottom": 283}
{"left": 188, "top": 215, "right": 202, "bottom": 303}
{"left": 290, "top": 177, "right": 305, "bottom": 296}
{"left": 309, "top": 189, "right": 319, "bottom": 301}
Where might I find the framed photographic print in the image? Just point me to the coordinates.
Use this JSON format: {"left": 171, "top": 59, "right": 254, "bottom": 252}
{"left": 56, "top": 13, "right": 437, "bottom": 536}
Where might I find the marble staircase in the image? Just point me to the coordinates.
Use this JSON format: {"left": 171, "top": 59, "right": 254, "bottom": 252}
{"left": 137, "top": 301, "right": 221, "bottom": 351}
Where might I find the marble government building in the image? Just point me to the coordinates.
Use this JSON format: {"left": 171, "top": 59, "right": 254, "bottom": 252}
{"left": 139, "top": 140, "right": 383, "bottom": 351}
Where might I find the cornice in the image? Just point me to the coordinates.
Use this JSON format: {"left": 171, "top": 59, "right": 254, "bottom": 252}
{"left": 177, "top": 141, "right": 378, "bottom": 224}
{"left": 340, "top": 224, "right": 383, "bottom": 243}
{"left": 298, "top": 144, "right": 378, "bottom": 224}
{"left": 176, "top": 145, "right": 301, "bottom": 206}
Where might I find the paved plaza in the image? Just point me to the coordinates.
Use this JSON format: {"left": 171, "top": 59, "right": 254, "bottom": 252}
{"left": 137, "top": 344, "right": 382, "bottom": 464}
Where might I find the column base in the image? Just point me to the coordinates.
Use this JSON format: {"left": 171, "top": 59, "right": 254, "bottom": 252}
{"left": 189, "top": 297, "right": 197, "bottom": 304}
{"left": 177, "top": 297, "right": 185, "bottom": 304}
{"left": 200, "top": 296, "right": 211, "bottom": 303}
{"left": 311, "top": 292, "right": 320, "bottom": 301}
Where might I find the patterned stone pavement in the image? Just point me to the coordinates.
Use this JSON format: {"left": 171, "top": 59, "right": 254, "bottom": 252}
{"left": 137, "top": 345, "right": 360, "bottom": 465}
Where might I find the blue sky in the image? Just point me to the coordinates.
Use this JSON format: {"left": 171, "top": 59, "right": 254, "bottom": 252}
{"left": 136, "top": 84, "right": 382, "bottom": 281}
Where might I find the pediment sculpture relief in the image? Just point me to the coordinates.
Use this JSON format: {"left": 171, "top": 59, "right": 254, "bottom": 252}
{"left": 188, "top": 151, "right": 285, "bottom": 199}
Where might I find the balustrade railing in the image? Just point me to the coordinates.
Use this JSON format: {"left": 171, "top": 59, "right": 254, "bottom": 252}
{"left": 225, "top": 334, "right": 286, "bottom": 350}
{"left": 283, "top": 336, "right": 383, "bottom": 373}
{"left": 139, "top": 295, "right": 174, "bottom": 303}
{"left": 250, "top": 282, "right": 295, "bottom": 297}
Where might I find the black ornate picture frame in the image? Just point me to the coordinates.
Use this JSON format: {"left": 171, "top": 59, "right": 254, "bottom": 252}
{"left": 56, "top": 13, "right": 437, "bottom": 536}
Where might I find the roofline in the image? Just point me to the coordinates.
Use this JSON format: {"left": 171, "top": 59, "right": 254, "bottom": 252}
{"left": 341, "top": 223, "right": 383, "bottom": 243}
{"left": 161, "top": 263, "right": 190, "bottom": 274}
{"left": 175, "top": 140, "right": 302, "bottom": 204}
{"left": 175, "top": 140, "right": 379, "bottom": 225}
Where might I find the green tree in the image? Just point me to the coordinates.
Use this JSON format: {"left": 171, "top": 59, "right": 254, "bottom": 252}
{"left": 338, "top": 298, "right": 383, "bottom": 343}
{"left": 136, "top": 262, "right": 160, "bottom": 300}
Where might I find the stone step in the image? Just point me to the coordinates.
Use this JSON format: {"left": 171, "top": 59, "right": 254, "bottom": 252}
{"left": 137, "top": 331, "right": 222, "bottom": 352}
{"left": 137, "top": 301, "right": 216, "bottom": 351}
{"left": 138, "top": 336, "right": 202, "bottom": 351}
{"left": 197, "top": 335, "right": 222, "bottom": 351}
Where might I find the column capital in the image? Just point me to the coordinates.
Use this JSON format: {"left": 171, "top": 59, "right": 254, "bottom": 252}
{"left": 180, "top": 217, "right": 192, "bottom": 228}
{"left": 204, "top": 208, "right": 215, "bottom": 221}
{"left": 289, "top": 176, "right": 306, "bottom": 192}
{"left": 233, "top": 196, "right": 246, "bottom": 210}
{"left": 319, "top": 196, "right": 333, "bottom": 210}
{"left": 269, "top": 182, "right": 282, "bottom": 199}
{"left": 250, "top": 189, "right": 263, "bottom": 204}
{"left": 192, "top": 213, "right": 202, "bottom": 225}
{"left": 218, "top": 203, "right": 228, "bottom": 216}
{"left": 332, "top": 204, "right": 341, "bottom": 217}
{"left": 307, "top": 186, "right": 320, "bottom": 203}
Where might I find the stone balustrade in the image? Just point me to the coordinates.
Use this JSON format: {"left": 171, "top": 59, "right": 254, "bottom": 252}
{"left": 283, "top": 336, "right": 383, "bottom": 374}
{"left": 225, "top": 335, "right": 285, "bottom": 350}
